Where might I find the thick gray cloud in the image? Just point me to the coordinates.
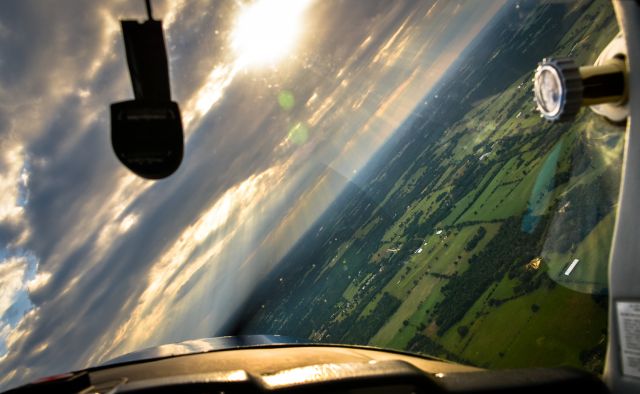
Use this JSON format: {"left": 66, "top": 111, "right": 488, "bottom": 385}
{"left": 0, "top": 0, "right": 504, "bottom": 390}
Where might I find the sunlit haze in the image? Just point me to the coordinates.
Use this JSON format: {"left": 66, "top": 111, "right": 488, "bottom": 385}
{"left": 0, "top": 0, "right": 505, "bottom": 390}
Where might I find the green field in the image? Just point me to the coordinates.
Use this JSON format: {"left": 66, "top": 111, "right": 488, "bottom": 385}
{"left": 245, "top": 0, "right": 621, "bottom": 375}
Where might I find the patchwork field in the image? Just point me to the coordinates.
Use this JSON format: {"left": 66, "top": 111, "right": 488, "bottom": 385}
{"left": 243, "top": 0, "right": 621, "bottom": 374}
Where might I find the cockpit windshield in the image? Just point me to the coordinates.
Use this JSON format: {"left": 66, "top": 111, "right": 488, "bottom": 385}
{"left": 0, "top": 0, "right": 623, "bottom": 389}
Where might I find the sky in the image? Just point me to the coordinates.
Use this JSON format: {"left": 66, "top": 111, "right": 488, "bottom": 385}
{"left": 0, "top": 0, "right": 504, "bottom": 389}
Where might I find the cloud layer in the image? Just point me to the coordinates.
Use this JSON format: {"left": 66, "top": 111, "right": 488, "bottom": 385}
{"left": 0, "top": 0, "right": 503, "bottom": 389}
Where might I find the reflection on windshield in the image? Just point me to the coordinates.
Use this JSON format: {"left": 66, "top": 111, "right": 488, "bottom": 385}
{"left": 242, "top": 0, "right": 621, "bottom": 374}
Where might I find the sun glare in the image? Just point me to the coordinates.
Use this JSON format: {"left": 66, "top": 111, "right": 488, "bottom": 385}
{"left": 231, "top": 0, "right": 311, "bottom": 67}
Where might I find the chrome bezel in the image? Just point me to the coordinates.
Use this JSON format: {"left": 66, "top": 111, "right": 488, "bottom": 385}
{"left": 534, "top": 63, "right": 565, "bottom": 119}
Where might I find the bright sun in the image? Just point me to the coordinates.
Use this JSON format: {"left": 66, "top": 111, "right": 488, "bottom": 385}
{"left": 231, "top": 0, "right": 311, "bottom": 67}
